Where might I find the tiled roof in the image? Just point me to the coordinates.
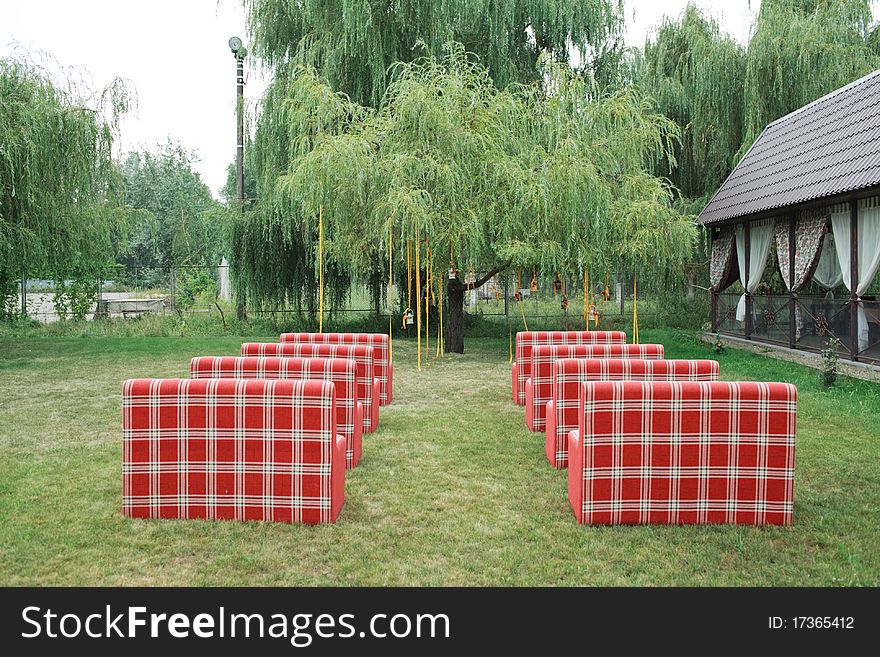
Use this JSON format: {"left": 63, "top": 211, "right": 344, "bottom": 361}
{"left": 698, "top": 69, "right": 880, "bottom": 225}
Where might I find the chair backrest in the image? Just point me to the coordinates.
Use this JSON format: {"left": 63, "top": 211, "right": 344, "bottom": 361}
{"left": 190, "top": 356, "right": 361, "bottom": 468}
{"left": 281, "top": 333, "right": 392, "bottom": 405}
{"left": 241, "top": 342, "right": 375, "bottom": 434}
{"left": 529, "top": 343, "right": 664, "bottom": 431}
{"left": 570, "top": 380, "right": 797, "bottom": 526}
{"left": 547, "top": 358, "right": 719, "bottom": 468}
{"left": 122, "top": 378, "right": 343, "bottom": 524}
{"left": 514, "top": 331, "right": 626, "bottom": 404}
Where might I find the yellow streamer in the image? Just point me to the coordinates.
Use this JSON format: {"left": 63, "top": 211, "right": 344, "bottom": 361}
{"left": 518, "top": 292, "right": 529, "bottom": 332}
{"left": 437, "top": 270, "right": 443, "bottom": 358}
{"left": 318, "top": 205, "right": 324, "bottom": 333}
{"left": 508, "top": 324, "right": 513, "bottom": 364}
{"left": 583, "top": 270, "right": 589, "bottom": 330}
{"left": 388, "top": 223, "right": 393, "bottom": 363}
{"left": 425, "top": 238, "right": 430, "bottom": 363}
{"left": 415, "top": 224, "right": 421, "bottom": 371}
{"left": 633, "top": 271, "right": 639, "bottom": 345}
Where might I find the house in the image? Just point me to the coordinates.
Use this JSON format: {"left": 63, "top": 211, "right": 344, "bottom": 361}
{"left": 699, "top": 69, "right": 880, "bottom": 364}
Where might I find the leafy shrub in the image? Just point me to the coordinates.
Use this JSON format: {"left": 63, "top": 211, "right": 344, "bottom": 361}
{"left": 53, "top": 275, "right": 98, "bottom": 320}
{"left": 821, "top": 337, "right": 841, "bottom": 388}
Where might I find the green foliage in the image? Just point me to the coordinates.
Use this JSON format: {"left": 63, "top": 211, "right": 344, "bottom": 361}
{"left": 641, "top": 1, "right": 880, "bottom": 202}
{"left": 118, "top": 142, "right": 225, "bottom": 270}
{"left": 52, "top": 274, "right": 98, "bottom": 321}
{"left": 641, "top": 4, "right": 745, "bottom": 199}
{"left": 0, "top": 269, "right": 18, "bottom": 320}
{"left": 174, "top": 268, "right": 216, "bottom": 311}
{"left": 821, "top": 337, "right": 842, "bottom": 387}
{"left": 0, "top": 54, "right": 130, "bottom": 301}
{"left": 245, "top": 0, "right": 626, "bottom": 108}
{"left": 235, "top": 46, "right": 696, "bottom": 314}
{"left": 740, "top": 0, "right": 879, "bottom": 157}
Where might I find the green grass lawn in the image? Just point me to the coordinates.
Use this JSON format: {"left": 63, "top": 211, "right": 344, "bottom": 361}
{"left": 0, "top": 328, "right": 878, "bottom": 586}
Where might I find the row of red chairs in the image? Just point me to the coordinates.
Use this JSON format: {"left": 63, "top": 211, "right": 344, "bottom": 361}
{"left": 511, "top": 331, "right": 798, "bottom": 526}
{"left": 123, "top": 333, "right": 391, "bottom": 525}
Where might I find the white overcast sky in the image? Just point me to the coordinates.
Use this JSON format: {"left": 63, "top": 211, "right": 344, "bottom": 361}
{"left": 0, "top": 1, "right": 759, "bottom": 199}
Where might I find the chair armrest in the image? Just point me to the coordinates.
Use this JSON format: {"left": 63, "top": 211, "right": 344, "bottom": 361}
{"left": 370, "top": 378, "right": 381, "bottom": 432}
{"left": 567, "top": 429, "right": 584, "bottom": 523}
{"left": 330, "top": 434, "right": 347, "bottom": 522}
{"left": 511, "top": 362, "right": 518, "bottom": 402}
{"left": 545, "top": 400, "right": 557, "bottom": 466}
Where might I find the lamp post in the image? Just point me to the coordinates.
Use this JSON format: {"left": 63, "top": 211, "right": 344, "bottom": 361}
{"left": 229, "top": 36, "right": 246, "bottom": 205}
{"left": 229, "top": 36, "right": 247, "bottom": 320}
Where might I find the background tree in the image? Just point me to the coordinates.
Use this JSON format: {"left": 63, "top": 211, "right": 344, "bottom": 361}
{"left": 238, "top": 48, "right": 695, "bottom": 352}
{"left": 237, "top": 0, "right": 641, "bottom": 329}
{"left": 640, "top": 5, "right": 745, "bottom": 202}
{"left": 0, "top": 55, "right": 130, "bottom": 317}
{"left": 641, "top": 0, "right": 880, "bottom": 205}
{"left": 244, "top": 0, "right": 626, "bottom": 107}
{"left": 739, "top": 0, "right": 879, "bottom": 156}
{"left": 118, "top": 141, "right": 224, "bottom": 271}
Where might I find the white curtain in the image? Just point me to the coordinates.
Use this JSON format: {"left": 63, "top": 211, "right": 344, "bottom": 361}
{"left": 831, "top": 201, "right": 880, "bottom": 351}
{"left": 735, "top": 221, "right": 774, "bottom": 321}
{"left": 812, "top": 232, "right": 843, "bottom": 296}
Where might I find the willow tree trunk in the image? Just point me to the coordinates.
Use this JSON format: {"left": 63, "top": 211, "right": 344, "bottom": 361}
{"left": 444, "top": 262, "right": 509, "bottom": 354}
{"left": 445, "top": 279, "right": 465, "bottom": 353}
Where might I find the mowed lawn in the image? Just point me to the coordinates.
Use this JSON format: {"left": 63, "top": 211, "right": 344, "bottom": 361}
{"left": 0, "top": 329, "right": 878, "bottom": 586}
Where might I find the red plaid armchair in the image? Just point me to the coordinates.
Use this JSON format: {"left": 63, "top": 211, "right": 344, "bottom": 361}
{"left": 190, "top": 356, "right": 363, "bottom": 469}
{"left": 512, "top": 331, "right": 626, "bottom": 406}
{"left": 241, "top": 342, "right": 379, "bottom": 434}
{"left": 546, "top": 359, "right": 719, "bottom": 468}
{"left": 568, "top": 381, "right": 797, "bottom": 526}
{"left": 281, "top": 333, "right": 393, "bottom": 406}
{"left": 122, "top": 378, "right": 346, "bottom": 525}
{"left": 525, "top": 343, "right": 664, "bottom": 432}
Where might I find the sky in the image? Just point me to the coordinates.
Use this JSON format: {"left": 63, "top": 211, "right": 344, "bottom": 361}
{"left": 1, "top": 1, "right": 760, "bottom": 200}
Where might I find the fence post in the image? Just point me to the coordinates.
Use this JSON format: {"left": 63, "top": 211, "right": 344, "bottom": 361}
{"left": 170, "top": 266, "right": 176, "bottom": 314}
{"left": 744, "top": 221, "right": 752, "bottom": 340}
{"left": 96, "top": 272, "right": 103, "bottom": 320}
{"left": 849, "top": 199, "right": 859, "bottom": 361}
{"left": 503, "top": 275, "right": 509, "bottom": 317}
{"left": 20, "top": 269, "right": 27, "bottom": 317}
{"left": 788, "top": 212, "right": 796, "bottom": 349}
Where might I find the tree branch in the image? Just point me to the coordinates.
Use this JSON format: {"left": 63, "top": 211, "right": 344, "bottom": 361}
{"left": 456, "top": 260, "right": 511, "bottom": 291}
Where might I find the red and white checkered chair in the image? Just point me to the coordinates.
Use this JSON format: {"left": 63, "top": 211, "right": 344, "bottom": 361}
{"left": 190, "top": 356, "right": 363, "bottom": 469}
{"left": 568, "top": 381, "right": 797, "bottom": 526}
{"left": 525, "top": 343, "right": 664, "bottom": 432}
{"left": 281, "top": 333, "right": 393, "bottom": 406}
{"left": 546, "top": 359, "right": 719, "bottom": 468}
{"left": 242, "top": 342, "right": 380, "bottom": 434}
{"left": 512, "top": 331, "right": 626, "bottom": 406}
{"left": 122, "top": 378, "right": 346, "bottom": 525}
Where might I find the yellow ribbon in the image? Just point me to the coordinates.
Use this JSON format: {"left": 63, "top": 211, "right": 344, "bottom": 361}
{"left": 633, "top": 271, "right": 639, "bottom": 344}
{"left": 388, "top": 223, "right": 393, "bottom": 363}
{"left": 318, "top": 205, "right": 324, "bottom": 333}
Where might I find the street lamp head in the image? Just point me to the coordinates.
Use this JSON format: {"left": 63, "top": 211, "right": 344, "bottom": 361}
{"left": 228, "top": 36, "right": 243, "bottom": 55}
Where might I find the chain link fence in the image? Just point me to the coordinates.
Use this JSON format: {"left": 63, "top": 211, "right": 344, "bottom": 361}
{"left": 13, "top": 265, "right": 703, "bottom": 327}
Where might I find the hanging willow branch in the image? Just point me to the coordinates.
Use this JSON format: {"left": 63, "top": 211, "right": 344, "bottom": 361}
{"left": 244, "top": 0, "right": 627, "bottom": 107}
{"left": 0, "top": 54, "right": 132, "bottom": 293}
{"left": 233, "top": 44, "right": 697, "bottom": 308}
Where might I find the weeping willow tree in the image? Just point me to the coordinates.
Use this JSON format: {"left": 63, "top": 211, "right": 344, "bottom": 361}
{"left": 0, "top": 55, "right": 131, "bottom": 316}
{"left": 237, "top": 0, "right": 635, "bottom": 326}
{"left": 244, "top": 0, "right": 626, "bottom": 107}
{"left": 739, "top": 0, "right": 880, "bottom": 156}
{"left": 640, "top": 5, "right": 745, "bottom": 200}
{"left": 237, "top": 46, "right": 695, "bottom": 352}
{"left": 641, "top": 0, "right": 880, "bottom": 200}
